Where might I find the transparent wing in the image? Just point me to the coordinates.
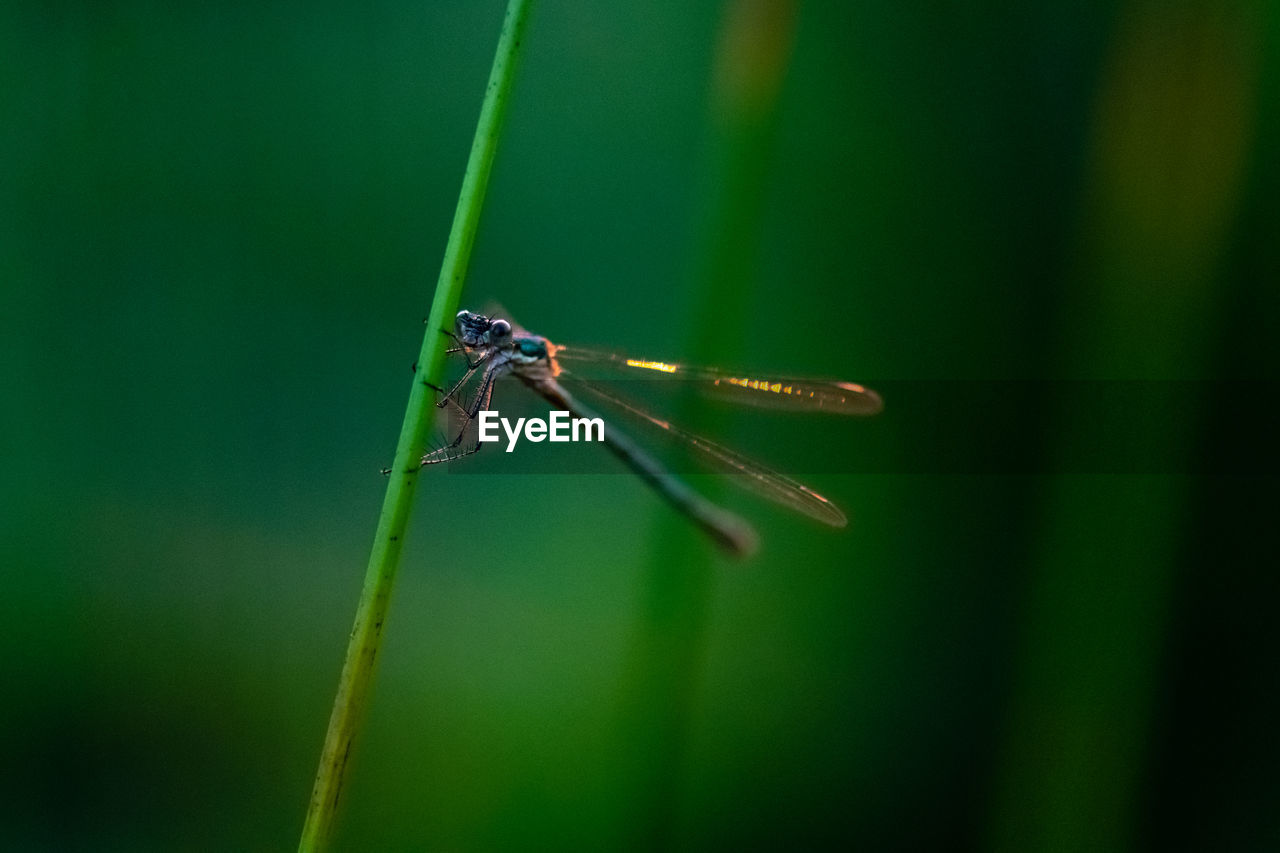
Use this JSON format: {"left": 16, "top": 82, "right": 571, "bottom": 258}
{"left": 556, "top": 345, "right": 882, "bottom": 415}
{"left": 568, "top": 376, "right": 849, "bottom": 527}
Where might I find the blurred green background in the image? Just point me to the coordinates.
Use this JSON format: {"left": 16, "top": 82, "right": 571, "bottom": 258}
{"left": 3, "top": 1, "right": 1278, "bottom": 850}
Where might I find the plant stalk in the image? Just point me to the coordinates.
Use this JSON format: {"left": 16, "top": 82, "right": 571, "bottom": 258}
{"left": 297, "top": 2, "right": 533, "bottom": 849}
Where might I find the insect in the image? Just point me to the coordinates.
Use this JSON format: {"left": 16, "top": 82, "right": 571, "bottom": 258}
{"left": 417, "top": 309, "right": 881, "bottom": 557}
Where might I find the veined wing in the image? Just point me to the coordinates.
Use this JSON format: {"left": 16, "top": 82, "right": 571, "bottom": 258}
{"left": 556, "top": 345, "right": 882, "bottom": 415}
{"left": 568, "top": 376, "right": 849, "bottom": 527}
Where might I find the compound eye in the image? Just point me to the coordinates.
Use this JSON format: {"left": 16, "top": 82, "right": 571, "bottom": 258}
{"left": 489, "top": 319, "right": 512, "bottom": 342}
{"left": 454, "top": 310, "right": 471, "bottom": 334}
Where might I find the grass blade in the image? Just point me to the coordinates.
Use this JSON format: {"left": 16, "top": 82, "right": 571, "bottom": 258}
{"left": 297, "top": 2, "right": 534, "bottom": 849}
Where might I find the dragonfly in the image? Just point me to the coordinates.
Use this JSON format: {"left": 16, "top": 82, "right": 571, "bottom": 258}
{"left": 414, "top": 309, "right": 882, "bottom": 557}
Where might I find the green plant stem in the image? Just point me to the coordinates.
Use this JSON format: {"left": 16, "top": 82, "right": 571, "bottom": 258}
{"left": 297, "top": 2, "right": 533, "bottom": 850}
{"left": 614, "top": 2, "right": 796, "bottom": 845}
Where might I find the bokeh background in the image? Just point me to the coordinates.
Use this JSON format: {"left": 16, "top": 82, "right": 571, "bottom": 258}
{"left": 4, "top": 1, "right": 1278, "bottom": 849}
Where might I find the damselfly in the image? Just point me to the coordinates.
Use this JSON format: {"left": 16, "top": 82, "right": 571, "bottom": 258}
{"left": 416, "top": 309, "right": 881, "bottom": 557}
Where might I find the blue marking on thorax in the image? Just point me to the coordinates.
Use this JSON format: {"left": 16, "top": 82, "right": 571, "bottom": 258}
{"left": 515, "top": 338, "right": 547, "bottom": 359}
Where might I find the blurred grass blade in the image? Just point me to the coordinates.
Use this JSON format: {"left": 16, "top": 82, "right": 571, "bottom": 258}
{"left": 986, "top": 2, "right": 1258, "bottom": 850}
{"left": 614, "top": 0, "right": 798, "bottom": 845}
{"left": 297, "top": 2, "right": 534, "bottom": 850}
